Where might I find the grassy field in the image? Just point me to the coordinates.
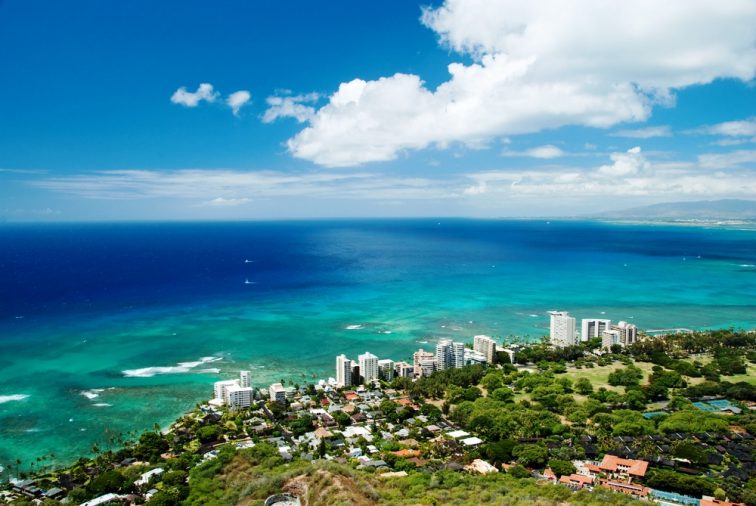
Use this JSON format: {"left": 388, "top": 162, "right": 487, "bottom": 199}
{"left": 509, "top": 359, "right": 752, "bottom": 405}
{"left": 725, "top": 363, "right": 756, "bottom": 385}
{"left": 562, "top": 361, "right": 657, "bottom": 392}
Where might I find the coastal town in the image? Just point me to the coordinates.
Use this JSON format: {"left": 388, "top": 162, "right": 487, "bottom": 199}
{"left": 1, "top": 316, "right": 754, "bottom": 506}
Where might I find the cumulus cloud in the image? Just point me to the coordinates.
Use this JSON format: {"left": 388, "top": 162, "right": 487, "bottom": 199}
{"left": 170, "top": 83, "right": 219, "bottom": 107}
{"left": 226, "top": 90, "right": 251, "bottom": 116}
{"left": 262, "top": 93, "right": 320, "bottom": 123}
{"left": 598, "top": 146, "right": 650, "bottom": 176}
{"left": 463, "top": 146, "right": 756, "bottom": 201}
{"left": 612, "top": 126, "right": 672, "bottom": 139}
{"left": 282, "top": 0, "right": 756, "bottom": 167}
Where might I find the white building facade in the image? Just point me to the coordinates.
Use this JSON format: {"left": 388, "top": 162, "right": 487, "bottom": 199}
{"left": 225, "top": 385, "right": 253, "bottom": 409}
{"left": 358, "top": 352, "right": 379, "bottom": 384}
{"left": 473, "top": 335, "right": 497, "bottom": 364}
{"left": 213, "top": 379, "right": 239, "bottom": 403}
{"left": 336, "top": 354, "right": 353, "bottom": 387}
{"left": 239, "top": 370, "right": 252, "bottom": 389}
{"left": 413, "top": 349, "right": 434, "bottom": 377}
{"left": 269, "top": 383, "right": 286, "bottom": 403}
{"left": 436, "top": 339, "right": 465, "bottom": 370}
{"left": 549, "top": 311, "right": 577, "bottom": 347}
{"left": 378, "top": 359, "right": 395, "bottom": 381}
{"left": 581, "top": 319, "right": 611, "bottom": 342}
{"left": 615, "top": 321, "right": 638, "bottom": 346}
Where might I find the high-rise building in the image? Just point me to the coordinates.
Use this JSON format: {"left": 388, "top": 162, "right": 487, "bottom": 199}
{"left": 464, "top": 348, "right": 488, "bottom": 366}
{"left": 436, "top": 339, "right": 465, "bottom": 370}
{"left": 549, "top": 311, "right": 577, "bottom": 347}
{"left": 394, "top": 361, "right": 414, "bottom": 378}
{"left": 452, "top": 341, "right": 465, "bottom": 369}
{"left": 239, "top": 370, "right": 252, "bottom": 389}
{"left": 377, "top": 359, "right": 395, "bottom": 381}
{"left": 602, "top": 329, "right": 621, "bottom": 350}
{"left": 435, "top": 340, "right": 452, "bottom": 370}
{"left": 213, "top": 379, "right": 239, "bottom": 402}
{"left": 358, "top": 352, "right": 379, "bottom": 384}
{"left": 614, "top": 321, "right": 638, "bottom": 346}
{"left": 269, "top": 383, "right": 286, "bottom": 403}
{"left": 473, "top": 335, "right": 497, "bottom": 364}
{"left": 225, "top": 385, "right": 253, "bottom": 409}
{"left": 350, "top": 363, "right": 361, "bottom": 386}
{"left": 419, "top": 358, "right": 436, "bottom": 377}
{"left": 336, "top": 354, "right": 353, "bottom": 387}
{"left": 413, "top": 349, "right": 435, "bottom": 377}
{"left": 581, "top": 319, "right": 611, "bottom": 342}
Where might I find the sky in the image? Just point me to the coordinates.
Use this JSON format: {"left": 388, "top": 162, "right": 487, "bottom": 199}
{"left": 1, "top": 0, "right": 755, "bottom": 221}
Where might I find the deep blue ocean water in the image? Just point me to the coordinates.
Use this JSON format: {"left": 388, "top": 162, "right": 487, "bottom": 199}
{"left": 0, "top": 219, "right": 754, "bottom": 471}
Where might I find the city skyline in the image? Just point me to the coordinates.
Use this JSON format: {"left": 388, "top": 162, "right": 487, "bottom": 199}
{"left": 1, "top": 0, "right": 755, "bottom": 221}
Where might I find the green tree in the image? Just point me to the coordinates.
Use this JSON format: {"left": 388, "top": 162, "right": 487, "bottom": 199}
{"left": 575, "top": 377, "right": 593, "bottom": 395}
{"left": 507, "top": 464, "right": 531, "bottom": 478}
{"left": 624, "top": 389, "right": 647, "bottom": 410}
{"left": 547, "top": 459, "right": 576, "bottom": 477}
{"left": 512, "top": 444, "right": 548, "bottom": 467}
{"left": 490, "top": 387, "right": 514, "bottom": 403}
{"left": 87, "top": 470, "right": 128, "bottom": 496}
{"left": 482, "top": 439, "right": 516, "bottom": 465}
{"left": 196, "top": 425, "right": 222, "bottom": 443}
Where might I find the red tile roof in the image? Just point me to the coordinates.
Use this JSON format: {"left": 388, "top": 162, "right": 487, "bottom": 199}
{"left": 559, "top": 474, "right": 594, "bottom": 487}
{"left": 585, "top": 463, "right": 602, "bottom": 473}
{"left": 599, "top": 454, "right": 649, "bottom": 477}
{"left": 601, "top": 480, "right": 650, "bottom": 497}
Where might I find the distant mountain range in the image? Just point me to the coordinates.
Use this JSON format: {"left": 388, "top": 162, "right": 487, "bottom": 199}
{"left": 592, "top": 199, "right": 756, "bottom": 220}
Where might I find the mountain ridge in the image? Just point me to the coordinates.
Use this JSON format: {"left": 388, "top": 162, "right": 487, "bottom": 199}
{"left": 590, "top": 199, "right": 756, "bottom": 220}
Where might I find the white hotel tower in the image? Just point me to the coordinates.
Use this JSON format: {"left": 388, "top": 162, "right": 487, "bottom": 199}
{"left": 336, "top": 354, "right": 353, "bottom": 387}
{"left": 549, "top": 311, "right": 577, "bottom": 347}
{"left": 581, "top": 319, "right": 611, "bottom": 342}
{"left": 358, "top": 352, "right": 379, "bottom": 384}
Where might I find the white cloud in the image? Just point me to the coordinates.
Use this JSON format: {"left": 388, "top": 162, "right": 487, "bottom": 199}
{"left": 687, "top": 117, "right": 756, "bottom": 146}
{"left": 697, "top": 149, "right": 756, "bottom": 169}
{"left": 30, "top": 169, "right": 454, "bottom": 202}
{"left": 262, "top": 93, "right": 320, "bottom": 123}
{"left": 283, "top": 0, "right": 756, "bottom": 167}
{"left": 598, "top": 146, "right": 649, "bottom": 176}
{"left": 464, "top": 146, "right": 756, "bottom": 200}
{"left": 226, "top": 90, "right": 251, "bottom": 116}
{"left": 202, "top": 197, "right": 252, "bottom": 207}
{"left": 690, "top": 117, "right": 756, "bottom": 137}
{"left": 612, "top": 126, "right": 672, "bottom": 139}
{"left": 501, "top": 144, "right": 566, "bottom": 159}
{"left": 170, "top": 83, "right": 219, "bottom": 107}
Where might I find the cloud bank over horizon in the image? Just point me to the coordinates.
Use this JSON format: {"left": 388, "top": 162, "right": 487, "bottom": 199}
{"left": 270, "top": 0, "right": 756, "bottom": 168}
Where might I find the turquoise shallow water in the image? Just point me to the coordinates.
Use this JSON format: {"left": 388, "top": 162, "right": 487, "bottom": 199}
{"left": 0, "top": 219, "right": 754, "bottom": 472}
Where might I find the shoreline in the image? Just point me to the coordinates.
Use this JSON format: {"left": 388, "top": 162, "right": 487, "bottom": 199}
{"left": 1, "top": 322, "right": 754, "bottom": 475}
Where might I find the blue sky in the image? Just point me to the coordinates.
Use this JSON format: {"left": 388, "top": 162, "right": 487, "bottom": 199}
{"left": 1, "top": 0, "right": 755, "bottom": 221}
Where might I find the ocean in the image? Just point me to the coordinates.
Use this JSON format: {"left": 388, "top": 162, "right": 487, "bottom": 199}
{"left": 0, "top": 219, "right": 755, "bottom": 472}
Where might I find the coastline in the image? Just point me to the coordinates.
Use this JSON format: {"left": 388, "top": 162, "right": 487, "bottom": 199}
{"left": 1, "top": 219, "right": 755, "bottom": 472}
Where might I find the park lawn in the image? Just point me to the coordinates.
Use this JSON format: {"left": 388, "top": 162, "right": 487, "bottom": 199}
{"left": 562, "top": 361, "right": 657, "bottom": 392}
{"left": 724, "top": 363, "right": 756, "bottom": 386}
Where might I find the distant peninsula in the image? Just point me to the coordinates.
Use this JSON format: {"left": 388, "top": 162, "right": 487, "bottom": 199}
{"left": 590, "top": 199, "right": 756, "bottom": 221}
